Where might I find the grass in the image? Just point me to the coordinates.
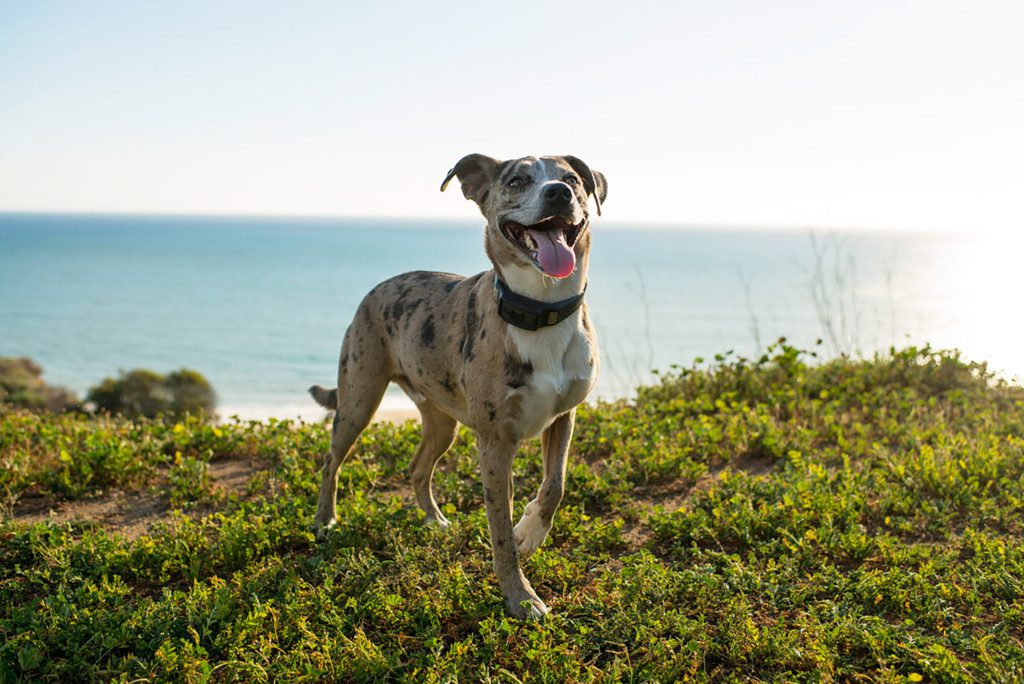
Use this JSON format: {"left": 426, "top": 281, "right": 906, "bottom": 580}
{"left": 1, "top": 343, "right": 1023, "bottom": 682}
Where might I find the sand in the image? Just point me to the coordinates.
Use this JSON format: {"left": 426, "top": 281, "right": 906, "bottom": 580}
{"left": 372, "top": 407, "right": 421, "bottom": 424}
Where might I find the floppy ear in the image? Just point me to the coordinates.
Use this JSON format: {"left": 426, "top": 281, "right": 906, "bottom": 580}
{"left": 563, "top": 155, "right": 608, "bottom": 216}
{"left": 440, "top": 154, "right": 501, "bottom": 205}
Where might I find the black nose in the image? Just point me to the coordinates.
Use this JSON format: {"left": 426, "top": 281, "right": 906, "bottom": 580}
{"left": 542, "top": 182, "right": 573, "bottom": 205}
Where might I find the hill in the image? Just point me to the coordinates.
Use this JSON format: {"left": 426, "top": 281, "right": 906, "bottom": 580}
{"left": 2, "top": 344, "right": 1022, "bottom": 681}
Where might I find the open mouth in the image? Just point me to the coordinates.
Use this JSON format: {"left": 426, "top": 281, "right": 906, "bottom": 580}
{"left": 501, "top": 216, "right": 584, "bottom": 279}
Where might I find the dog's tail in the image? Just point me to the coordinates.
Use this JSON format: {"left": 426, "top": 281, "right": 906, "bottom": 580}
{"left": 308, "top": 385, "right": 338, "bottom": 409}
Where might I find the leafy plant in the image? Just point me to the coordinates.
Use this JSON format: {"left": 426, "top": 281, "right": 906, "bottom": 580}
{"left": 0, "top": 357, "right": 77, "bottom": 412}
{"left": 87, "top": 368, "right": 216, "bottom": 421}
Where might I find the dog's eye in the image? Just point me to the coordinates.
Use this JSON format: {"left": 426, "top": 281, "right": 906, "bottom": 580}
{"left": 507, "top": 176, "right": 526, "bottom": 189}
{"left": 562, "top": 175, "right": 579, "bottom": 186}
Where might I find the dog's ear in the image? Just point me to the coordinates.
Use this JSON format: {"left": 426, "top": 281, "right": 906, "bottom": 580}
{"left": 563, "top": 156, "right": 608, "bottom": 216}
{"left": 440, "top": 154, "right": 501, "bottom": 205}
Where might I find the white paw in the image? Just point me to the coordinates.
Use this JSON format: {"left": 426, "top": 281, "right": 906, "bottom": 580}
{"left": 313, "top": 517, "right": 336, "bottom": 541}
{"left": 513, "top": 500, "right": 549, "bottom": 558}
{"left": 426, "top": 513, "right": 451, "bottom": 529}
{"left": 505, "top": 592, "right": 549, "bottom": 620}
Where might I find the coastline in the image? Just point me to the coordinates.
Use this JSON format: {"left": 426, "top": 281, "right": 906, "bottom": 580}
{"left": 217, "top": 393, "right": 421, "bottom": 425}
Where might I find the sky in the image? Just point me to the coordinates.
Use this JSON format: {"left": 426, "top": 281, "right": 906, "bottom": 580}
{"left": 1, "top": 1, "right": 1023, "bottom": 232}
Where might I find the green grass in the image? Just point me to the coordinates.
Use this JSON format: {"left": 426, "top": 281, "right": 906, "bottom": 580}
{"left": 2, "top": 344, "right": 1023, "bottom": 682}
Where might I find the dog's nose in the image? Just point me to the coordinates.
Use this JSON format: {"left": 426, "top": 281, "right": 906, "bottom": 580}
{"left": 542, "top": 182, "right": 573, "bottom": 205}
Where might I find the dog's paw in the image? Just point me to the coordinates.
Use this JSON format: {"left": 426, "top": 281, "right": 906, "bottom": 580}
{"left": 425, "top": 512, "right": 451, "bottom": 530}
{"left": 513, "top": 500, "right": 549, "bottom": 558}
{"left": 505, "top": 592, "right": 549, "bottom": 620}
{"left": 313, "top": 517, "right": 337, "bottom": 541}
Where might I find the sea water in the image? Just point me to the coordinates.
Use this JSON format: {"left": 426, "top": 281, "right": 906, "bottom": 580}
{"left": 1, "top": 213, "right": 1019, "bottom": 420}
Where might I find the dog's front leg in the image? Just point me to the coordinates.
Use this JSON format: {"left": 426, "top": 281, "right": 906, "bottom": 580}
{"left": 478, "top": 437, "right": 548, "bottom": 619}
{"left": 514, "top": 410, "right": 574, "bottom": 557}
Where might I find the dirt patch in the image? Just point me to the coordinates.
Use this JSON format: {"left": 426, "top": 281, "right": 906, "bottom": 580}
{"left": 13, "top": 489, "right": 167, "bottom": 540}
{"left": 208, "top": 457, "right": 263, "bottom": 498}
{"left": 620, "top": 519, "right": 650, "bottom": 554}
{"left": 10, "top": 454, "right": 272, "bottom": 539}
{"left": 613, "top": 451, "right": 782, "bottom": 554}
{"left": 690, "top": 450, "right": 779, "bottom": 496}
{"left": 733, "top": 448, "right": 778, "bottom": 477}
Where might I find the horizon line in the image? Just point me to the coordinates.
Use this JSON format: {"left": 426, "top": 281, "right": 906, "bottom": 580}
{"left": 0, "top": 208, "right": 967, "bottom": 237}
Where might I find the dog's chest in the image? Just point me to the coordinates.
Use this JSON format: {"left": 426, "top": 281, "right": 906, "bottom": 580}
{"left": 506, "top": 317, "right": 595, "bottom": 438}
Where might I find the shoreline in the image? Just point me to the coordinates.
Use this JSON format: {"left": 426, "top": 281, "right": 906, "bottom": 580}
{"left": 371, "top": 408, "right": 421, "bottom": 424}
{"left": 217, "top": 395, "right": 421, "bottom": 425}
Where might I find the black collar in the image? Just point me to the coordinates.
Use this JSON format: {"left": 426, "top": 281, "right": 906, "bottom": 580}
{"left": 493, "top": 276, "right": 586, "bottom": 331}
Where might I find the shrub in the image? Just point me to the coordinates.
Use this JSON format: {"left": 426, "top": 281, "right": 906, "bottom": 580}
{"left": 0, "top": 357, "right": 78, "bottom": 411}
{"left": 86, "top": 368, "right": 216, "bottom": 421}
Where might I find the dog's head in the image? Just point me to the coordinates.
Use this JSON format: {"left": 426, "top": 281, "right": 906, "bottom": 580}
{"left": 441, "top": 154, "right": 607, "bottom": 280}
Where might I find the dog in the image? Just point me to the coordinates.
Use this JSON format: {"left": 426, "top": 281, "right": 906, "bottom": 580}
{"left": 309, "top": 154, "right": 607, "bottom": 619}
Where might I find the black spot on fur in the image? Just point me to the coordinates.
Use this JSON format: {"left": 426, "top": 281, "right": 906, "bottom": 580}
{"left": 488, "top": 409, "right": 497, "bottom": 421}
{"left": 445, "top": 281, "right": 457, "bottom": 293}
{"left": 505, "top": 357, "right": 533, "bottom": 389}
{"left": 480, "top": 328, "right": 486, "bottom": 339}
{"left": 462, "top": 291, "right": 478, "bottom": 360}
{"left": 389, "top": 301, "right": 405, "bottom": 321}
{"left": 441, "top": 374, "right": 455, "bottom": 393}
{"left": 420, "top": 315, "right": 436, "bottom": 345}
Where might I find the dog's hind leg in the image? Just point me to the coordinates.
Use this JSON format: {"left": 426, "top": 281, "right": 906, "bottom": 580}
{"left": 409, "top": 401, "right": 458, "bottom": 527}
{"left": 514, "top": 410, "right": 575, "bottom": 558}
{"left": 314, "top": 355, "right": 389, "bottom": 539}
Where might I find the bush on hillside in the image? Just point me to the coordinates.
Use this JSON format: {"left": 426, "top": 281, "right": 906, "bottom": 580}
{"left": 0, "top": 357, "right": 78, "bottom": 412}
{"left": 86, "top": 368, "right": 216, "bottom": 420}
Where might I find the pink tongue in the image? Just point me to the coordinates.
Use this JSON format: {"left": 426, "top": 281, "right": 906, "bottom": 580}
{"left": 527, "top": 229, "right": 576, "bottom": 278}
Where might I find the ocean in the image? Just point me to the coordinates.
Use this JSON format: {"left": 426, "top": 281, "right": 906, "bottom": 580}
{"left": 1, "top": 213, "right": 1020, "bottom": 420}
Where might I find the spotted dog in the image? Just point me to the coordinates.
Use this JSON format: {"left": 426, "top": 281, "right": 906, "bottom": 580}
{"left": 310, "top": 154, "right": 607, "bottom": 619}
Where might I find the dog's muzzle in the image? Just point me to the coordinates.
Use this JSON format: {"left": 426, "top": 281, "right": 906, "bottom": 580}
{"left": 500, "top": 216, "right": 584, "bottom": 279}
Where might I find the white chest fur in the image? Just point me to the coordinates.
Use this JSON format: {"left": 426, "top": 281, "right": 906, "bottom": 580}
{"left": 505, "top": 311, "right": 595, "bottom": 438}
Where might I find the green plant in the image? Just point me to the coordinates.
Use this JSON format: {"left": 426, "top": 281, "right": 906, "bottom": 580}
{"left": 0, "top": 357, "right": 77, "bottom": 412}
{"left": 87, "top": 368, "right": 216, "bottom": 421}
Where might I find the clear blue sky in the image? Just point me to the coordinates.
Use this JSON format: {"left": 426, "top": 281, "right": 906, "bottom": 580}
{"left": 1, "top": 1, "right": 1022, "bottom": 231}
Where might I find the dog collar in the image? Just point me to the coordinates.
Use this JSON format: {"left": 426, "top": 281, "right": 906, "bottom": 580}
{"left": 493, "top": 277, "right": 586, "bottom": 331}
